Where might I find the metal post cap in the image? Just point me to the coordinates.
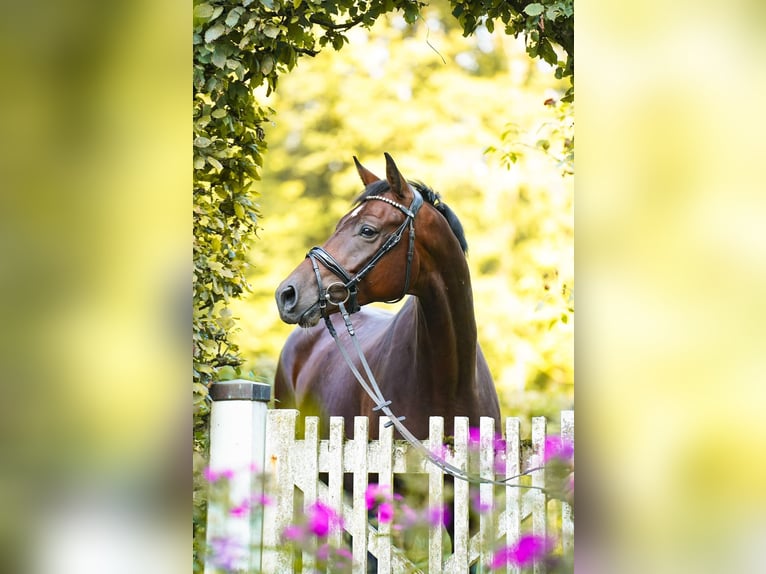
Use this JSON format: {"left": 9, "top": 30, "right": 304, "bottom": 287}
{"left": 209, "top": 379, "right": 271, "bottom": 402}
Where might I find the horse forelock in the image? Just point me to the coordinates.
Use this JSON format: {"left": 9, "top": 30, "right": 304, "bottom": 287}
{"left": 353, "top": 180, "right": 468, "bottom": 254}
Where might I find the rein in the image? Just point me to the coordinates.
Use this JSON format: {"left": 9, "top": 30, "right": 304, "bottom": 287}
{"left": 308, "top": 188, "right": 544, "bottom": 490}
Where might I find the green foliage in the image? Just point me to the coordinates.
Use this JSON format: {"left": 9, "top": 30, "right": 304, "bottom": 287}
{"left": 489, "top": 99, "right": 574, "bottom": 176}
{"left": 449, "top": 0, "right": 573, "bottom": 100}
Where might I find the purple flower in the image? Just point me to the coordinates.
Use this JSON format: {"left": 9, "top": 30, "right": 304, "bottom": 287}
{"left": 208, "top": 536, "right": 247, "bottom": 571}
{"left": 490, "top": 534, "right": 552, "bottom": 569}
{"left": 307, "top": 501, "right": 344, "bottom": 537}
{"left": 543, "top": 436, "right": 574, "bottom": 464}
{"left": 468, "top": 426, "right": 481, "bottom": 446}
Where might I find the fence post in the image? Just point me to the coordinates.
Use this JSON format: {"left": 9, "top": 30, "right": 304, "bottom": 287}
{"left": 205, "top": 380, "right": 271, "bottom": 574}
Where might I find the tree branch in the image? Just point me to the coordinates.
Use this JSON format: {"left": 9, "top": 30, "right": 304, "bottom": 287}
{"left": 309, "top": 13, "right": 368, "bottom": 32}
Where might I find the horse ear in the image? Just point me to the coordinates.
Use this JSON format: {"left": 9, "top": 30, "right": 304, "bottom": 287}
{"left": 384, "top": 152, "right": 411, "bottom": 200}
{"left": 353, "top": 156, "right": 380, "bottom": 186}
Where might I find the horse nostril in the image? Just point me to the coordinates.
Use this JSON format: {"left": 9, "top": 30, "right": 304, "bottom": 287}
{"left": 278, "top": 284, "right": 298, "bottom": 312}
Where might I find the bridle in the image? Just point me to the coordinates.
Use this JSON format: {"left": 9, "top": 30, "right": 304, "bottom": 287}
{"left": 306, "top": 188, "right": 424, "bottom": 317}
{"left": 303, "top": 186, "right": 546, "bottom": 490}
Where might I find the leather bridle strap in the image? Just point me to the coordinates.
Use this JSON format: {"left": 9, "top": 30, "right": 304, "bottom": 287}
{"left": 307, "top": 188, "right": 424, "bottom": 317}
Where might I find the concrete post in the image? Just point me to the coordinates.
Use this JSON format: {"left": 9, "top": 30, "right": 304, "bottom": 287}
{"left": 204, "top": 380, "right": 271, "bottom": 574}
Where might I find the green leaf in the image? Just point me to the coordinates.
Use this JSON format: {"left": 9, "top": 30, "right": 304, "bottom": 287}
{"left": 260, "top": 54, "right": 274, "bottom": 75}
{"left": 208, "top": 156, "right": 223, "bottom": 171}
{"left": 225, "top": 7, "right": 243, "bottom": 28}
{"left": 212, "top": 48, "right": 226, "bottom": 68}
{"left": 263, "top": 25, "right": 280, "bottom": 39}
{"left": 524, "top": 3, "right": 544, "bottom": 16}
{"left": 217, "top": 366, "right": 237, "bottom": 381}
{"left": 204, "top": 23, "right": 225, "bottom": 44}
{"left": 194, "top": 3, "right": 214, "bottom": 20}
{"left": 194, "top": 136, "right": 212, "bottom": 148}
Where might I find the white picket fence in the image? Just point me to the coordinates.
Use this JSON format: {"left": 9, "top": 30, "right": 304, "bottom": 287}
{"left": 205, "top": 381, "right": 574, "bottom": 574}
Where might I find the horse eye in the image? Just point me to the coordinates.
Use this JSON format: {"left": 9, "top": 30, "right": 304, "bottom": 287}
{"left": 359, "top": 225, "right": 377, "bottom": 238}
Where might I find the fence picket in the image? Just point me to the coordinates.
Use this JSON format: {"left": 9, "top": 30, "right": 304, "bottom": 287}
{"left": 561, "top": 410, "right": 574, "bottom": 555}
{"left": 375, "top": 417, "right": 394, "bottom": 574}
{"left": 448, "top": 417, "right": 470, "bottom": 573}
{"left": 351, "top": 416, "right": 369, "bottom": 572}
{"left": 262, "top": 409, "right": 297, "bottom": 572}
{"left": 301, "top": 417, "right": 319, "bottom": 572}
{"left": 531, "top": 417, "right": 547, "bottom": 574}
{"left": 504, "top": 417, "right": 521, "bottom": 574}
{"left": 428, "top": 417, "right": 445, "bottom": 574}
{"left": 478, "top": 417, "right": 496, "bottom": 573}
{"left": 327, "top": 416, "right": 345, "bottom": 558}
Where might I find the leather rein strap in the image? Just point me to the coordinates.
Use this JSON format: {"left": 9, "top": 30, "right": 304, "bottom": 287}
{"left": 308, "top": 188, "right": 544, "bottom": 489}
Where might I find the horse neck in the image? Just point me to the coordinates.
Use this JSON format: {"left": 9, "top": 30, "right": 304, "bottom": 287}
{"left": 412, "top": 247, "right": 479, "bottom": 399}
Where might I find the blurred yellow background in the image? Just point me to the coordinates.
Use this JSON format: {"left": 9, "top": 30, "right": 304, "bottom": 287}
{"left": 579, "top": 0, "right": 766, "bottom": 571}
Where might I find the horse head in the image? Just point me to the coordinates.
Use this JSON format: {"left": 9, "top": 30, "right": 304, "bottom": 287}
{"left": 276, "top": 153, "right": 424, "bottom": 327}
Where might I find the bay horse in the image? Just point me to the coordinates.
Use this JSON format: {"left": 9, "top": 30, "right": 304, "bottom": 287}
{"left": 274, "top": 153, "right": 500, "bottom": 440}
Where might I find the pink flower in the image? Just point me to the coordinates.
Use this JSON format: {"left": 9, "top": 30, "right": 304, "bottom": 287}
{"left": 307, "top": 501, "right": 344, "bottom": 537}
{"left": 427, "top": 504, "right": 450, "bottom": 527}
{"left": 253, "top": 493, "right": 273, "bottom": 507}
{"left": 282, "top": 524, "right": 304, "bottom": 541}
{"left": 430, "top": 443, "right": 450, "bottom": 462}
{"left": 229, "top": 499, "right": 250, "bottom": 517}
{"left": 494, "top": 451, "right": 507, "bottom": 474}
{"left": 471, "top": 492, "right": 492, "bottom": 513}
{"left": 377, "top": 502, "right": 394, "bottom": 523}
{"left": 490, "top": 534, "right": 552, "bottom": 569}
{"left": 543, "top": 436, "right": 574, "bottom": 464}
{"left": 316, "top": 543, "right": 330, "bottom": 560}
{"left": 335, "top": 547, "right": 353, "bottom": 561}
{"left": 399, "top": 504, "right": 418, "bottom": 527}
{"left": 365, "top": 483, "right": 393, "bottom": 510}
{"left": 203, "top": 467, "right": 235, "bottom": 482}
{"left": 468, "top": 427, "right": 481, "bottom": 446}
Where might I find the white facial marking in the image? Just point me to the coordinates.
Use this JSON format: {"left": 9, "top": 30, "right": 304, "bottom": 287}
{"left": 349, "top": 205, "right": 364, "bottom": 218}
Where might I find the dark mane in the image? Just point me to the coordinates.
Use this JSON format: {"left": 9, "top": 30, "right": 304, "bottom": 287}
{"left": 354, "top": 180, "right": 468, "bottom": 253}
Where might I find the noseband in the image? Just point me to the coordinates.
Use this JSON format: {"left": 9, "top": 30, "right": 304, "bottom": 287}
{"left": 307, "top": 188, "right": 424, "bottom": 318}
